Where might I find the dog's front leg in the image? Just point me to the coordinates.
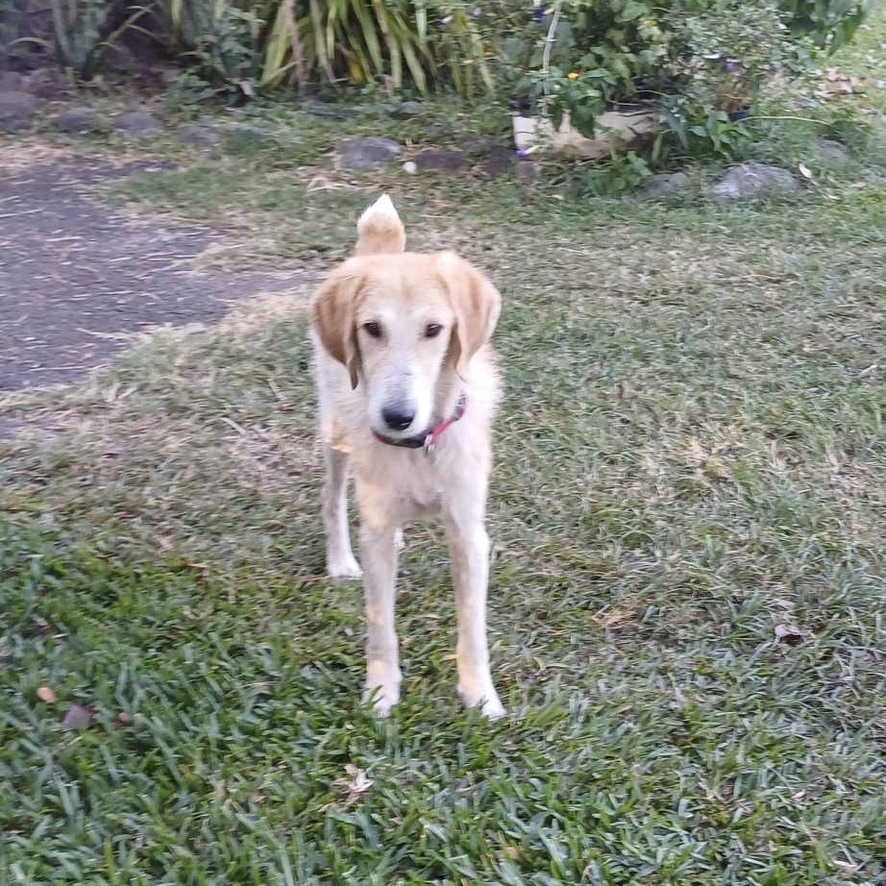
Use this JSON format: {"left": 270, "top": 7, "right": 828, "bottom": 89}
{"left": 322, "top": 444, "right": 362, "bottom": 579}
{"left": 360, "top": 522, "right": 401, "bottom": 715}
{"left": 446, "top": 518, "right": 505, "bottom": 720}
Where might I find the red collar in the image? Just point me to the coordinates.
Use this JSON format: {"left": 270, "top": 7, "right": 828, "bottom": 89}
{"left": 373, "top": 393, "right": 467, "bottom": 455}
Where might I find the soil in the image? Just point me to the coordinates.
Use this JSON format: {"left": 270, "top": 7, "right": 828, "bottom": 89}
{"left": 0, "top": 154, "right": 311, "bottom": 390}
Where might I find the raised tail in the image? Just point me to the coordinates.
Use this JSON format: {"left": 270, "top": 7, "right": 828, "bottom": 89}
{"left": 355, "top": 194, "right": 406, "bottom": 255}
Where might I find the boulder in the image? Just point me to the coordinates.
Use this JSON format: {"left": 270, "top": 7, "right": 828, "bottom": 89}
{"left": 0, "top": 90, "right": 38, "bottom": 132}
{"left": 53, "top": 107, "right": 102, "bottom": 133}
{"left": 637, "top": 171, "right": 690, "bottom": 199}
{"left": 711, "top": 162, "right": 798, "bottom": 200}
{"left": 113, "top": 110, "right": 162, "bottom": 136}
{"left": 178, "top": 124, "right": 221, "bottom": 146}
{"left": 413, "top": 149, "right": 468, "bottom": 173}
{"left": 338, "top": 137, "right": 401, "bottom": 169}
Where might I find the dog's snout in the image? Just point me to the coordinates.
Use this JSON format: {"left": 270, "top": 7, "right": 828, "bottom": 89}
{"left": 382, "top": 406, "right": 416, "bottom": 431}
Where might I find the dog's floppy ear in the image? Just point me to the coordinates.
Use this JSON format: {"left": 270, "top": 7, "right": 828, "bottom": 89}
{"left": 311, "top": 264, "right": 366, "bottom": 389}
{"left": 438, "top": 252, "right": 502, "bottom": 379}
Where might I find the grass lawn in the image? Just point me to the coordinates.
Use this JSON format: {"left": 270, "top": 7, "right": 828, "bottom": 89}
{"left": 2, "top": 13, "right": 886, "bottom": 885}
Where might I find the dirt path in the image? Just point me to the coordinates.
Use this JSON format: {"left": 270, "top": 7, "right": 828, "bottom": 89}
{"left": 0, "top": 153, "right": 311, "bottom": 390}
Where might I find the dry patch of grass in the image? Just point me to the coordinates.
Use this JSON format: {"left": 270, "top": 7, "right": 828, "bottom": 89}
{"left": 4, "top": 43, "right": 886, "bottom": 883}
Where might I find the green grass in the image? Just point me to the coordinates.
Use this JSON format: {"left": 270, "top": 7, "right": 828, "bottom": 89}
{"left": 3, "top": 12, "right": 886, "bottom": 884}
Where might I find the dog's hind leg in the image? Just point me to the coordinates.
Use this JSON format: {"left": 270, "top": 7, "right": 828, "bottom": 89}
{"left": 322, "top": 442, "right": 362, "bottom": 579}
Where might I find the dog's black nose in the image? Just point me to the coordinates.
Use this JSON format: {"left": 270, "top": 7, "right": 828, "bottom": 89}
{"left": 382, "top": 406, "right": 416, "bottom": 431}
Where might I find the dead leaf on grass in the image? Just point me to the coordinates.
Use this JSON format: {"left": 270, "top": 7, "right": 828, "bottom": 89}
{"left": 774, "top": 623, "right": 804, "bottom": 646}
{"left": 593, "top": 605, "right": 638, "bottom": 628}
{"left": 334, "top": 764, "right": 374, "bottom": 806}
{"left": 63, "top": 704, "right": 95, "bottom": 729}
{"left": 37, "top": 686, "right": 56, "bottom": 703}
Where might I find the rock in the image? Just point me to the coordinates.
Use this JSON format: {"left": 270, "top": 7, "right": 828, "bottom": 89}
{"left": 225, "top": 122, "right": 270, "bottom": 138}
{"left": 0, "top": 72, "right": 26, "bottom": 91}
{"left": 402, "top": 161, "right": 418, "bottom": 175}
{"left": 113, "top": 110, "right": 162, "bottom": 136}
{"left": 26, "top": 68, "right": 70, "bottom": 100}
{"left": 413, "top": 149, "right": 468, "bottom": 173}
{"left": 481, "top": 145, "right": 515, "bottom": 178}
{"left": 515, "top": 160, "right": 540, "bottom": 184}
{"left": 390, "top": 101, "right": 425, "bottom": 119}
{"left": 0, "top": 91, "right": 38, "bottom": 132}
{"left": 710, "top": 162, "right": 798, "bottom": 200}
{"left": 816, "top": 138, "right": 851, "bottom": 164}
{"left": 178, "top": 123, "right": 221, "bottom": 146}
{"left": 304, "top": 101, "right": 361, "bottom": 120}
{"left": 637, "top": 171, "right": 690, "bottom": 199}
{"left": 53, "top": 107, "right": 102, "bottom": 133}
{"left": 338, "top": 137, "right": 401, "bottom": 169}
{"left": 463, "top": 137, "right": 501, "bottom": 157}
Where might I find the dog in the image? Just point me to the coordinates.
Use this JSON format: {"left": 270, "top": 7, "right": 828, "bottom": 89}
{"left": 310, "top": 194, "right": 505, "bottom": 719}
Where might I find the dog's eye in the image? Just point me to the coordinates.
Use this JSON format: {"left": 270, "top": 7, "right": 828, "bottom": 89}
{"left": 424, "top": 323, "right": 443, "bottom": 339}
{"left": 363, "top": 321, "right": 382, "bottom": 338}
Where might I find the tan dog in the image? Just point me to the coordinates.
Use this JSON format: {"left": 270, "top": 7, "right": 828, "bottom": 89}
{"left": 310, "top": 195, "right": 505, "bottom": 718}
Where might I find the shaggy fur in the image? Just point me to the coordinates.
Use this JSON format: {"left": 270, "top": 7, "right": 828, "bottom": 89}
{"left": 310, "top": 195, "right": 505, "bottom": 718}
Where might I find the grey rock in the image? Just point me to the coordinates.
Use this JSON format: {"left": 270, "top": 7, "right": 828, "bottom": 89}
{"left": 515, "top": 160, "right": 540, "bottom": 184}
{"left": 224, "top": 122, "right": 270, "bottom": 138}
{"left": 637, "top": 171, "right": 690, "bottom": 199}
{"left": 304, "top": 101, "right": 361, "bottom": 120}
{"left": 391, "top": 100, "right": 425, "bottom": 119}
{"left": 413, "top": 148, "right": 468, "bottom": 173}
{"left": 463, "top": 137, "right": 501, "bottom": 157}
{"left": 338, "top": 137, "right": 401, "bottom": 169}
{"left": 711, "top": 162, "right": 798, "bottom": 200}
{"left": 53, "top": 107, "right": 102, "bottom": 133}
{"left": 0, "top": 72, "right": 26, "bottom": 91}
{"left": 482, "top": 145, "right": 515, "bottom": 178}
{"left": 178, "top": 123, "right": 221, "bottom": 146}
{"left": 27, "top": 68, "right": 70, "bottom": 100}
{"left": 0, "top": 91, "right": 38, "bottom": 132}
{"left": 113, "top": 110, "right": 162, "bottom": 136}
{"left": 816, "top": 138, "right": 851, "bottom": 164}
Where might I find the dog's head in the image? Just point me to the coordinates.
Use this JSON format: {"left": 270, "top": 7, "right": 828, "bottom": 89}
{"left": 311, "top": 195, "right": 501, "bottom": 440}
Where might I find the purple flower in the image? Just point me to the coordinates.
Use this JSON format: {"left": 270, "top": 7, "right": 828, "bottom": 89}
{"left": 725, "top": 59, "right": 741, "bottom": 73}
{"left": 532, "top": 6, "right": 544, "bottom": 20}
{"left": 516, "top": 148, "right": 530, "bottom": 158}
{"left": 470, "top": 6, "right": 480, "bottom": 17}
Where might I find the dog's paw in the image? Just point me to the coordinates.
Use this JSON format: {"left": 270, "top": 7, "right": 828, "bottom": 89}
{"left": 327, "top": 555, "right": 362, "bottom": 580}
{"left": 480, "top": 694, "right": 506, "bottom": 720}
{"left": 460, "top": 685, "right": 506, "bottom": 720}
{"left": 362, "top": 684, "right": 400, "bottom": 717}
{"left": 363, "top": 661, "right": 401, "bottom": 716}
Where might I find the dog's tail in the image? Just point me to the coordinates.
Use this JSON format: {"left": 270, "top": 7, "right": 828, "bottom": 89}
{"left": 355, "top": 194, "right": 406, "bottom": 255}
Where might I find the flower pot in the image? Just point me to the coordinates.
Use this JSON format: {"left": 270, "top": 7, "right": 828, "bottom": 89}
{"left": 512, "top": 106, "right": 660, "bottom": 160}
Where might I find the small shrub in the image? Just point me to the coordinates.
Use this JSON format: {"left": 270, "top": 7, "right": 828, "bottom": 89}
{"left": 783, "top": 0, "right": 873, "bottom": 51}
{"left": 183, "top": 4, "right": 264, "bottom": 99}
{"left": 521, "top": 0, "right": 872, "bottom": 165}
